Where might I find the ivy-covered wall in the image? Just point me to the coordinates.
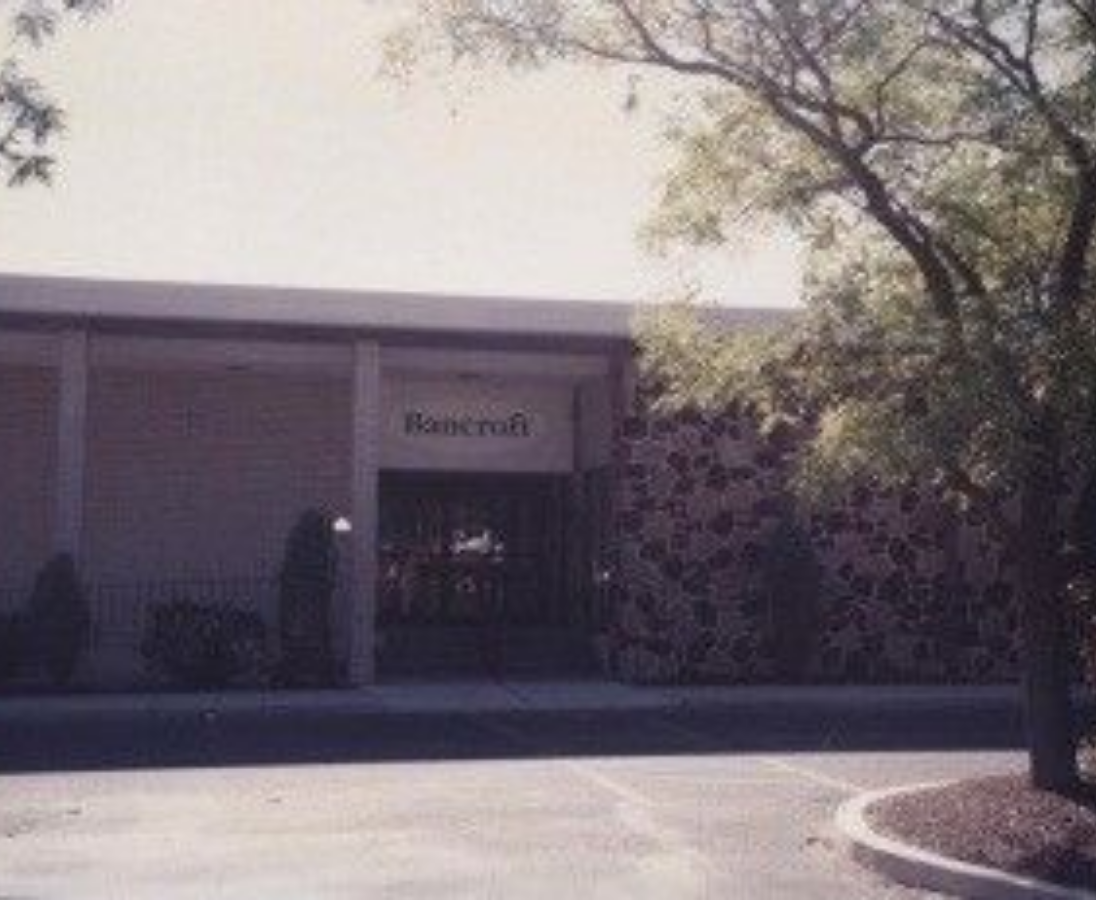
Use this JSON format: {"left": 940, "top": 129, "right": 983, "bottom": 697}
{"left": 602, "top": 382, "right": 1022, "bottom": 684}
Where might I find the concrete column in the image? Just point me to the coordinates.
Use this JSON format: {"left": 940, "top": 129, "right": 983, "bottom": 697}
{"left": 606, "top": 351, "right": 629, "bottom": 533}
{"left": 55, "top": 329, "right": 89, "bottom": 562}
{"left": 348, "top": 339, "right": 381, "bottom": 685}
{"left": 568, "top": 385, "right": 588, "bottom": 626}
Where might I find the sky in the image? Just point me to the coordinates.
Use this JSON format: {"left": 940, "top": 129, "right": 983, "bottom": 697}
{"left": 0, "top": 0, "right": 801, "bottom": 307}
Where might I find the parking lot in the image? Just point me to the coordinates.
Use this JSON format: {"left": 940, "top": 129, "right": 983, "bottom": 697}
{"left": 0, "top": 695, "right": 1028, "bottom": 898}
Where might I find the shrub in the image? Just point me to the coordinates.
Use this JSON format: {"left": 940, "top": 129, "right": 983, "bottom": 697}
{"left": 277, "top": 509, "right": 339, "bottom": 686}
{"left": 760, "top": 515, "right": 822, "bottom": 682}
{"left": 0, "top": 612, "right": 26, "bottom": 684}
{"left": 27, "top": 553, "right": 90, "bottom": 686}
{"left": 142, "top": 600, "right": 267, "bottom": 689}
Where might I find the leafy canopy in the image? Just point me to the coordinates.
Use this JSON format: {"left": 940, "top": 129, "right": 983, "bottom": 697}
{"left": 1, "top": 0, "right": 109, "bottom": 187}
{"left": 397, "top": 0, "right": 1096, "bottom": 529}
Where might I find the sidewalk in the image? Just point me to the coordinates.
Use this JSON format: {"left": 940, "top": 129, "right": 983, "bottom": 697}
{"left": 0, "top": 680, "right": 1025, "bottom": 720}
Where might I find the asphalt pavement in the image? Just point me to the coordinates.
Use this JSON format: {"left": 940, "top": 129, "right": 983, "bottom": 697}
{"left": 0, "top": 692, "right": 1037, "bottom": 899}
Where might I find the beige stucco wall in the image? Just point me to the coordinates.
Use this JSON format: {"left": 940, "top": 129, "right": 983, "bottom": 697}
{"left": 0, "top": 364, "right": 56, "bottom": 606}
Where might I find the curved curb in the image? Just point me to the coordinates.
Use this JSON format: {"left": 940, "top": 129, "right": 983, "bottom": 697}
{"left": 836, "top": 782, "right": 1096, "bottom": 900}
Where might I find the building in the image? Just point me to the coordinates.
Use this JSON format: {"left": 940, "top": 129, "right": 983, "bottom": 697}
{"left": 0, "top": 274, "right": 1020, "bottom": 689}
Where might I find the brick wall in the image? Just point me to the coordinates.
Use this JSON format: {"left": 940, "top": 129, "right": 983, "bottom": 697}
{"left": 86, "top": 367, "right": 352, "bottom": 582}
{"left": 0, "top": 364, "right": 56, "bottom": 606}
{"left": 82, "top": 367, "right": 353, "bottom": 681}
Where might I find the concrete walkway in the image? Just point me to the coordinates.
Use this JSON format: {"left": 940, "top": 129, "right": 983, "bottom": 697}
{"left": 0, "top": 680, "right": 1023, "bottom": 720}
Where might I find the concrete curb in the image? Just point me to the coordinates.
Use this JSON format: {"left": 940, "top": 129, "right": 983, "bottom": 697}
{"left": 836, "top": 782, "right": 1096, "bottom": 900}
{"left": 0, "top": 683, "right": 1028, "bottom": 721}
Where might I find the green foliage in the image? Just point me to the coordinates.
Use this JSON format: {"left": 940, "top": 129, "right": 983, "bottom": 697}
{"left": 759, "top": 515, "right": 821, "bottom": 682}
{"left": 404, "top": 0, "right": 1096, "bottom": 791}
{"left": 398, "top": 0, "right": 1096, "bottom": 521}
{"left": 1, "top": 0, "right": 109, "bottom": 187}
{"left": 0, "top": 62, "right": 63, "bottom": 185}
{"left": 142, "top": 600, "right": 267, "bottom": 690}
{"left": 0, "top": 611, "right": 26, "bottom": 683}
{"left": 27, "top": 552, "right": 88, "bottom": 686}
{"left": 277, "top": 509, "right": 339, "bottom": 686}
{"left": 10, "top": 0, "right": 110, "bottom": 46}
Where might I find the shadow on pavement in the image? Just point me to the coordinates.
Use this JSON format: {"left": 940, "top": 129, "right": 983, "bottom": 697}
{"left": 0, "top": 701, "right": 1047, "bottom": 774}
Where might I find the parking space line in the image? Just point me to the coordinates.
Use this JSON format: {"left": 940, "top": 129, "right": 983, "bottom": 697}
{"left": 470, "top": 715, "right": 653, "bottom": 805}
{"left": 472, "top": 712, "right": 727, "bottom": 886}
{"left": 645, "top": 714, "right": 867, "bottom": 795}
{"left": 760, "top": 757, "right": 864, "bottom": 794}
{"left": 474, "top": 712, "right": 864, "bottom": 799}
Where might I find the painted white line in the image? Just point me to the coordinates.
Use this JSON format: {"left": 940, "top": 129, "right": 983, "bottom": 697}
{"left": 474, "top": 713, "right": 723, "bottom": 887}
{"left": 762, "top": 757, "right": 865, "bottom": 795}
{"left": 644, "top": 712, "right": 866, "bottom": 794}
{"left": 472, "top": 715, "right": 653, "bottom": 806}
{"left": 560, "top": 758, "right": 656, "bottom": 808}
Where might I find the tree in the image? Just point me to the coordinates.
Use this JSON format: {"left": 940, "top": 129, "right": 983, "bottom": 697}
{"left": 760, "top": 513, "right": 820, "bottom": 683}
{"left": 399, "top": 0, "right": 1096, "bottom": 793}
{"left": 28, "top": 552, "right": 89, "bottom": 686}
{"left": 277, "top": 509, "right": 339, "bottom": 687}
{"left": 1, "top": 0, "right": 109, "bottom": 186}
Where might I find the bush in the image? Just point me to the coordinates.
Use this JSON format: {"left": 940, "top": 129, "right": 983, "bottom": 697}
{"left": 142, "top": 600, "right": 267, "bottom": 689}
{"left": 277, "top": 509, "right": 339, "bottom": 686}
{"left": 760, "top": 515, "right": 822, "bottom": 682}
{"left": 27, "top": 553, "right": 90, "bottom": 686}
{"left": 0, "top": 612, "right": 26, "bottom": 684}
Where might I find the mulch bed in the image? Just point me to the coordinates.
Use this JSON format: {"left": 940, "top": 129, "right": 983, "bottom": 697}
{"left": 867, "top": 775, "right": 1096, "bottom": 890}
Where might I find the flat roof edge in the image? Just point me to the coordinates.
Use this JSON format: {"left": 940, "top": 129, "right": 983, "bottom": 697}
{"left": 0, "top": 272, "right": 794, "bottom": 342}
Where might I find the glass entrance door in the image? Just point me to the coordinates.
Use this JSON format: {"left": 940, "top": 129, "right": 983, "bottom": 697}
{"left": 378, "top": 472, "right": 569, "bottom": 629}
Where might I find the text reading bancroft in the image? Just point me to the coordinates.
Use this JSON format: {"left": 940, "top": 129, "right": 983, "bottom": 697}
{"left": 404, "top": 411, "right": 532, "bottom": 439}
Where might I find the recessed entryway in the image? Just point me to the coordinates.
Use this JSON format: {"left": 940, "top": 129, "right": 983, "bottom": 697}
{"left": 376, "top": 471, "right": 596, "bottom": 678}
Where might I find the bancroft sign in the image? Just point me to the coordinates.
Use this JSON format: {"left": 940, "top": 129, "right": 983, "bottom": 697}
{"left": 404, "top": 411, "right": 533, "bottom": 439}
{"left": 381, "top": 378, "right": 573, "bottom": 473}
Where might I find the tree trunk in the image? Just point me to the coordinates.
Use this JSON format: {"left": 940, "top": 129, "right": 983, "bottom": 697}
{"left": 1016, "top": 468, "right": 1079, "bottom": 793}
